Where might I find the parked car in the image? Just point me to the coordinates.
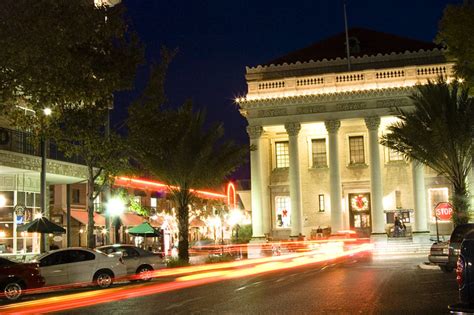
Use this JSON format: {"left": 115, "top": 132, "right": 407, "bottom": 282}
{"left": 34, "top": 247, "right": 127, "bottom": 289}
{"left": 97, "top": 244, "right": 164, "bottom": 281}
{"left": 445, "top": 224, "right": 474, "bottom": 272}
{"left": 0, "top": 256, "right": 45, "bottom": 301}
{"left": 428, "top": 241, "right": 450, "bottom": 272}
{"left": 448, "top": 236, "right": 474, "bottom": 313}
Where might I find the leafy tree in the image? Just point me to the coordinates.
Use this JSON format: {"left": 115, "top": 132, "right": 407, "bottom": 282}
{"left": 437, "top": 2, "right": 474, "bottom": 86}
{"left": 380, "top": 80, "right": 473, "bottom": 225}
{"left": 0, "top": 0, "right": 143, "bottom": 247}
{"left": 50, "top": 105, "right": 131, "bottom": 248}
{"left": 128, "top": 61, "right": 249, "bottom": 262}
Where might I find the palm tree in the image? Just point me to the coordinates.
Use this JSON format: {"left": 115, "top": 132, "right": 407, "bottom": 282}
{"left": 129, "top": 103, "right": 248, "bottom": 262}
{"left": 380, "top": 79, "right": 473, "bottom": 225}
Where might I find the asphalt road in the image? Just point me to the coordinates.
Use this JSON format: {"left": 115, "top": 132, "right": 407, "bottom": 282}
{"left": 51, "top": 254, "right": 458, "bottom": 315}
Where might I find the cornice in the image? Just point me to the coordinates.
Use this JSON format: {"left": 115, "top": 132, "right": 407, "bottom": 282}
{"left": 246, "top": 48, "right": 446, "bottom": 74}
{"left": 238, "top": 86, "right": 414, "bottom": 109}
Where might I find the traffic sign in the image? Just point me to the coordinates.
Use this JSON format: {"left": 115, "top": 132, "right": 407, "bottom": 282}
{"left": 435, "top": 202, "right": 454, "bottom": 221}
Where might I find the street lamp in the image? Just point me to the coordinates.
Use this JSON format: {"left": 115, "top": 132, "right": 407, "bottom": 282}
{"left": 228, "top": 209, "right": 243, "bottom": 241}
{"left": 106, "top": 197, "right": 125, "bottom": 243}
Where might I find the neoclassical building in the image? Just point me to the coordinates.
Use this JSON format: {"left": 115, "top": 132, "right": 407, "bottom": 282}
{"left": 237, "top": 28, "right": 470, "bottom": 239}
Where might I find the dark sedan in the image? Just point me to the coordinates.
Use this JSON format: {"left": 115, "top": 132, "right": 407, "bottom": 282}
{"left": 0, "top": 257, "right": 45, "bottom": 301}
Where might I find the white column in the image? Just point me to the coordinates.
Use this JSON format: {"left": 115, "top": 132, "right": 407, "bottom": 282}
{"left": 365, "top": 116, "right": 385, "bottom": 234}
{"left": 412, "top": 161, "right": 428, "bottom": 232}
{"left": 285, "top": 122, "right": 303, "bottom": 237}
{"left": 325, "top": 120, "right": 343, "bottom": 232}
{"left": 260, "top": 139, "right": 271, "bottom": 235}
{"left": 247, "top": 125, "right": 264, "bottom": 238}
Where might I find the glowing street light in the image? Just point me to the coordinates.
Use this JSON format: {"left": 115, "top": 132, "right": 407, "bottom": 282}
{"left": 43, "top": 107, "right": 52, "bottom": 116}
{"left": 106, "top": 197, "right": 125, "bottom": 217}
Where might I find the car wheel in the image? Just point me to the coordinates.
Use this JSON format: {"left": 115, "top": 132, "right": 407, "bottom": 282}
{"left": 94, "top": 270, "right": 114, "bottom": 288}
{"left": 440, "top": 265, "right": 454, "bottom": 273}
{"left": 2, "top": 281, "right": 23, "bottom": 301}
{"left": 136, "top": 265, "right": 153, "bottom": 281}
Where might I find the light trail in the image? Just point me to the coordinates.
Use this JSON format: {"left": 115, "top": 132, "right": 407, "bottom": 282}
{"left": 0, "top": 243, "right": 373, "bottom": 314}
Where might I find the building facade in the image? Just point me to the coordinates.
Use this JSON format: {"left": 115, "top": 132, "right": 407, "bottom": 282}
{"left": 238, "top": 28, "right": 472, "bottom": 239}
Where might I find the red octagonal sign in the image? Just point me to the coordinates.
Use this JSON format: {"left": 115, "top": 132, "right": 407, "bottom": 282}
{"left": 435, "top": 202, "right": 454, "bottom": 221}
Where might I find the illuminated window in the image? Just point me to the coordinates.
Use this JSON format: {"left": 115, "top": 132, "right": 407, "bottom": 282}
{"left": 349, "top": 136, "right": 365, "bottom": 164}
{"left": 318, "top": 194, "right": 325, "bottom": 212}
{"left": 312, "top": 139, "right": 327, "bottom": 167}
{"left": 429, "top": 188, "right": 449, "bottom": 220}
{"left": 275, "top": 141, "right": 289, "bottom": 168}
{"left": 388, "top": 149, "right": 404, "bottom": 162}
{"left": 150, "top": 197, "right": 157, "bottom": 208}
{"left": 275, "top": 196, "right": 291, "bottom": 228}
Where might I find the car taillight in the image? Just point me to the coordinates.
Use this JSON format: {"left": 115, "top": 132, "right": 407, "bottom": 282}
{"left": 457, "top": 256, "right": 465, "bottom": 287}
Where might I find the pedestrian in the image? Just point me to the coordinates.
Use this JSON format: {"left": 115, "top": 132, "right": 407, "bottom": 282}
{"left": 394, "top": 216, "right": 402, "bottom": 237}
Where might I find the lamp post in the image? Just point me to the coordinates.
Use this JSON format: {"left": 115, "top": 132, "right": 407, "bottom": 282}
{"left": 93, "top": 0, "right": 121, "bottom": 245}
{"left": 40, "top": 107, "right": 52, "bottom": 253}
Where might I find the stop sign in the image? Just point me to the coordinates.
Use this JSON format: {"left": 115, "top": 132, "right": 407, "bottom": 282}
{"left": 435, "top": 202, "right": 454, "bottom": 221}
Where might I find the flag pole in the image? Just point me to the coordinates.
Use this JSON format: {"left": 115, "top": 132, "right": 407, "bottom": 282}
{"left": 343, "top": 0, "right": 351, "bottom": 71}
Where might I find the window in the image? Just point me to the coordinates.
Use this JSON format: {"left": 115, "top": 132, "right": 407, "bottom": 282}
{"left": 318, "top": 194, "right": 325, "bottom": 212}
{"left": 388, "top": 149, "right": 403, "bottom": 162}
{"left": 312, "top": 139, "right": 327, "bottom": 167}
{"left": 275, "top": 141, "right": 289, "bottom": 168}
{"left": 275, "top": 196, "right": 291, "bottom": 228}
{"left": 72, "top": 189, "right": 80, "bottom": 204}
{"left": 429, "top": 188, "right": 449, "bottom": 220}
{"left": 40, "top": 252, "right": 65, "bottom": 267}
{"left": 150, "top": 197, "right": 157, "bottom": 208}
{"left": 349, "top": 136, "right": 365, "bottom": 164}
{"left": 64, "top": 250, "right": 95, "bottom": 263}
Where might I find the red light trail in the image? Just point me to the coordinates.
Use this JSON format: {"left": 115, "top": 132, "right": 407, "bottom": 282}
{"left": 0, "top": 242, "right": 373, "bottom": 314}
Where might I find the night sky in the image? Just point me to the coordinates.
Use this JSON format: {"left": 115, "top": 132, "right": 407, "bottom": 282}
{"left": 114, "top": 0, "right": 462, "bottom": 180}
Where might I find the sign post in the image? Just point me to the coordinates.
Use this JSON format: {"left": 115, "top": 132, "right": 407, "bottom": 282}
{"left": 434, "top": 202, "right": 454, "bottom": 242}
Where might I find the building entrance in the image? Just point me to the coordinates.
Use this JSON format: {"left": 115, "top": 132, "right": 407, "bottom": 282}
{"left": 348, "top": 193, "right": 372, "bottom": 237}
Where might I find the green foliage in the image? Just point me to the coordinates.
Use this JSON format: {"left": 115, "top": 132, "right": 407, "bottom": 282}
{"left": 205, "top": 253, "right": 236, "bottom": 264}
{"left": 0, "top": 0, "right": 143, "bottom": 113}
{"left": 231, "top": 224, "right": 252, "bottom": 244}
{"left": 0, "top": 0, "right": 144, "bottom": 248}
{"left": 380, "top": 79, "right": 473, "bottom": 225}
{"left": 437, "top": 2, "right": 474, "bottom": 87}
{"left": 165, "top": 257, "right": 190, "bottom": 268}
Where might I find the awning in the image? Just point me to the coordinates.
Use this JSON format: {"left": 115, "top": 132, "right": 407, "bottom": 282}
{"left": 64, "top": 209, "right": 106, "bottom": 226}
{"left": 120, "top": 212, "right": 145, "bottom": 227}
{"left": 190, "top": 217, "right": 206, "bottom": 228}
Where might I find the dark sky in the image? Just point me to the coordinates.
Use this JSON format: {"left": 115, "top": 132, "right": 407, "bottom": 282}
{"left": 114, "top": 0, "right": 462, "bottom": 180}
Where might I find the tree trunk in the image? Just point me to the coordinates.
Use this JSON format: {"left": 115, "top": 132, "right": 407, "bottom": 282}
{"left": 87, "top": 168, "right": 96, "bottom": 248}
{"left": 452, "top": 183, "right": 470, "bottom": 226}
{"left": 177, "top": 195, "right": 190, "bottom": 263}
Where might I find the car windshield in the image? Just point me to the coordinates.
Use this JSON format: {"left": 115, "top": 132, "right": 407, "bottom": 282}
{"left": 450, "top": 225, "right": 474, "bottom": 243}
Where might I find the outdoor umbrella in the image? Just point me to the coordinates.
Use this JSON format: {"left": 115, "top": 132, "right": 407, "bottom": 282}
{"left": 128, "top": 222, "right": 159, "bottom": 237}
{"left": 17, "top": 217, "right": 66, "bottom": 234}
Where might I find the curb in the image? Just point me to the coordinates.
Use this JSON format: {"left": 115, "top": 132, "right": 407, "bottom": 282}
{"left": 418, "top": 262, "right": 440, "bottom": 270}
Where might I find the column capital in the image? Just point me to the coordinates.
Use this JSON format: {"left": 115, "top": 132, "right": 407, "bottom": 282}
{"left": 364, "top": 116, "right": 380, "bottom": 131}
{"left": 324, "top": 120, "right": 341, "bottom": 133}
{"left": 284, "top": 122, "right": 301, "bottom": 136}
{"left": 246, "top": 125, "right": 263, "bottom": 139}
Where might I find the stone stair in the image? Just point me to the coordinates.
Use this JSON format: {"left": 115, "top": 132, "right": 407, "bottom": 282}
{"left": 371, "top": 237, "right": 434, "bottom": 255}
